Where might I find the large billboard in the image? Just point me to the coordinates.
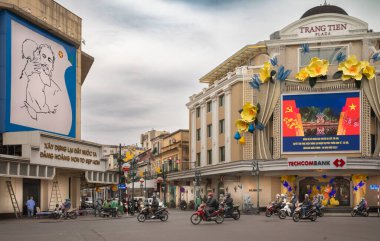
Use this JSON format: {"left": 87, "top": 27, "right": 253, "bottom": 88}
{"left": 281, "top": 91, "right": 361, "bottom": 154}
{"left": 0, "top": 11, "right": 76, "bottom": 137}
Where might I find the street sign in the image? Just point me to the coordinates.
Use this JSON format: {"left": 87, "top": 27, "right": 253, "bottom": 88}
{"left": 370, "top": 184, "right": 379, "bottom": 190}
{"left": 118, "top": 183, "right": 126, "bottom": 190}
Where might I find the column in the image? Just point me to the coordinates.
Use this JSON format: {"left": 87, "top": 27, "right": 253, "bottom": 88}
{"left": 224, "top": 87, "right": 232, "bottom": 162}
{"left": 212, "top": 95, "right": 219, "bottom": 164}
{"left": 200, "top": 103, "right": 207, "bottom": 167}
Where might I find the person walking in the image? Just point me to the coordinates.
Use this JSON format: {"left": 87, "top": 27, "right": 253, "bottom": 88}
{"left": 26, "top": 196, "right": 36, "bottom": 217}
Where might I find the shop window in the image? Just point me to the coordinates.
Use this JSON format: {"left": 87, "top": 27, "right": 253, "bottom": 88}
{"left": 299, "top": 46, "right": 348, "bottom": 68}
{"left": 20, "top": 164, "right": 28, "bottom": 176}
{"left": 9, "top": 162, "right": 18, "bottom": 175}
{"left": 38, "top": 166, "right": 46, "bottom": 177}
{"left": 299, "top": 176, "right": 350, "bottom": 206}
{"left": 0, "top": 162, "right": 7, "bottom": 174}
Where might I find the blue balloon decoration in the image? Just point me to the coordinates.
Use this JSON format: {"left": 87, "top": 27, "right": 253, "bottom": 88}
{"left": 322, "top": 175, "right": 327, "bottom": 179}
{"left": 358, "top": 181, "right": 365, "bottom": 187}
{"left": 288, "top": 187, "right": 292, "bottom": 192}
{"left": 283, "top": 181, "right": 289, "bottom": 188}
{"left": 307, "top": 189, "right": 311, "bottom": 194}
{"left": 329, "top": 189, "right": 336, "bottom": 197}
{"left": 316, "top": 186, "right": 321, "bottom": 191}
{"left": 248, "top": 123, "right": 255, "bottom": 133}
{"left": 353, "top": 186, "right": 358, "bottom": 191}
{"left": 234, "top": 131, "right": 241, "bottom": 140}
{"left": 329, "top": 178, "right": 334, "bottom": 184}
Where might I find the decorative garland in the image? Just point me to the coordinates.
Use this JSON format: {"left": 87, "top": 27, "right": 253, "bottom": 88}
{"left": 234, "top": 102, "right": 263, "bottom": 144}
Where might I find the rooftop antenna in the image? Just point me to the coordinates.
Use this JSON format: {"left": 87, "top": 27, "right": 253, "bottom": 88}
{"left": 324, "top": 0, "right": 327, "bottom": 5}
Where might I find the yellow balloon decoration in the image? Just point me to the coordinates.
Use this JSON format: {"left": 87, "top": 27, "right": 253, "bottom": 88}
{"left": 111, "top": 185, "right": 118, "bottom": 192}
{"left": 123, "top": 151, "right": 135, "bottom": 162}
{"left": 238, "top": 136, "right": 246, "bottom": 144}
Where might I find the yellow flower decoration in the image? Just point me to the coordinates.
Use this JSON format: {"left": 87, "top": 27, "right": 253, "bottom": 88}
{"left": 259, "top": 62, "right": 272, "bottom": 83}
{"left": 235, "top": 119, "right": 249, "bottom": 133}
{"left": 155, "top": 167, "right": 162, "bottom": 174}
{"left": 295, "top": 67, "right": 309, "bottom": 81}
{"left": 240, "top": 102, "right": 258, "bottom": 122}
{"left": 306, "top": 57, "right": 329, "bottom": 77}
{"left": 361, "top": 61, "right": 375, "bottom": 80}
{"left": 338, "top": 55, "right": 363, "bottom": 81}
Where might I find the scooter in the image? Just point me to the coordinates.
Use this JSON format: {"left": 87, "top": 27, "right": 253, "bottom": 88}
{"left": 279, "top": 202, "right": 292, "bottom": 219}
{"left": 351, "top": 205, "right": 369, "bottom": 217}
{"left": 266, "top": 202, "right": 283, "bottom": 217}
{"left": 51, "top": 208, "right": 78, "bottom": 219}
{"left": 180, "top": 200, "right": 187, "bottom": 211}
{"left": 293, "top": 204, "right": 317, "bottom": 222}
{"left": 220, "top": 203, "right": 240, "bottom": 220}
{"left": 137, "top": 206, "right": 169, "bottom": 222}
{"left": 99, "top": 207, "right": 123, "bottom": 218}
{"left": 190, "top": 204, "right": 224, "bottom": 225}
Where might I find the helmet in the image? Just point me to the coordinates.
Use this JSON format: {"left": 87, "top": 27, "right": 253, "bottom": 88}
{"left": 361, "top": 197, "right": 365, "bottom": 200}
{"left": 305, "top": 194, "right": 309, "bottom": 199}
{"left": 280, "top": 194, "right": 285, "bottom": 197}
{"left": 276, "top": 194, "right": 280, "bottom": 198}
{"left": 226, "top": 193, "right": 231, "bottom": 198}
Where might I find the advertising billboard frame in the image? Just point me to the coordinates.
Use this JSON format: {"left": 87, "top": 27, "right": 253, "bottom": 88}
{"left": 281, "top": 90, "right": 362, "bottom": 154}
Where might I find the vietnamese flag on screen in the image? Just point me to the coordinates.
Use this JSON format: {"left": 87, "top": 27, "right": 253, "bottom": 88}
{"left": 338, "top": 97, "right": 360, "bottom": 135}
{"left": 283, "top": 100, "right": 301, "bottom": 137}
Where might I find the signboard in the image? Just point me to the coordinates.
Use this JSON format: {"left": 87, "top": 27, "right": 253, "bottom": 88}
{"left": 0, "top": 11, "right": 76, "bottom": 137}
{"left": 281, "top": 92, "right": 361, "bottom": 154}
{"left": 287, "top": 157, "right": 347, "bottom": 170}
{"left": 370, "top": 185, "right": 379, "bottom": 190}
{"left": 118, "top": 183, "right": 126, "bottom": 190}
{"left": 31, "top": 136, "right": 103, "bottom": 172}
{"left": 298, "top": 21, "right": 349, "bottom": 37}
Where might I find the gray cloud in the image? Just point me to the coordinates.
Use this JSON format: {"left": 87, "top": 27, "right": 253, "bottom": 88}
{"left": 56, "top": 0, "right": 380, "bottom": 145}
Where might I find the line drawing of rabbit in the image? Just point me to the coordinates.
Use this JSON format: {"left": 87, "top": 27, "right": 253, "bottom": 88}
{"left": 20, "top": 39, "right": 61, "bottom": 120}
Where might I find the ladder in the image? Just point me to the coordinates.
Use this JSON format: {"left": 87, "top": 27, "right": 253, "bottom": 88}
{"left": 6, "top": 180, "right": 22, "bottom": 219}
{"left": 48, "top": 181, "right": 62, "bottom": 211}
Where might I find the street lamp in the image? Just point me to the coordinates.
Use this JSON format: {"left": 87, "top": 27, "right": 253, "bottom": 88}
{"left": 140, "top": 178, "right": 144, "bottom": 196}
{"left": 194, "top": 170, "right": 201, "bottom": 210}
{"left": 252, "top": 161, "right": 260, "bottom": 214}
{"left": 144, "top": 169, "right": 147, "bottom": 198}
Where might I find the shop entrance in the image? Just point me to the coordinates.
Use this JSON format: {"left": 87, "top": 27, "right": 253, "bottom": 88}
{"left": 22, "top": 179, "right": 41, "bottom": 215}
{"left": 299, "top": 176, "right": 350, "bottom": 207}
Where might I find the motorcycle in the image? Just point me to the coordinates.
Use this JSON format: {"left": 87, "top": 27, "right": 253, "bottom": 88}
{"left": 266, "top": 202, "right": 283, "bottom": 217}
{"left": 279, "top": 202, "right": 292, "bottom": 219}
{"left": 137, "top": 206, "right": 168, "bottom": 222}
{"left": 190, "top": 204, "right": 224, "bottom": 225}
{"left": 351, "top": 205, "right": 369, "bottom": 217}
{"left": 292, "top": 205, "right": 317, "bottom": 222}
{"left": 220, "top": 203, "right": 240, "bottom": 220}
{"left": 180, "top": 200, "right": 187, "bottom": 211}
{"left": 315, "top": 204, "right": 324, "bottom": 217}
{"left": 51, "top": 208, "right": 78, "bottom": 220}
{"left": 99, "top": 207, "right": 123, "bottom": 218}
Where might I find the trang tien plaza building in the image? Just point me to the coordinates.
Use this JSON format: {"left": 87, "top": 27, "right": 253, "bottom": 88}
{"left": 168, "top": 3, "right": 380, "bottom": 210}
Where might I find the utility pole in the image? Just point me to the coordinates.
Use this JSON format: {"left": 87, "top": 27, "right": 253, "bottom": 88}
{"left": 252, "top": 161, "right": 260, "bottom": 214}
{"left": 118, "top": 143, "right": 122, "bottom": 205}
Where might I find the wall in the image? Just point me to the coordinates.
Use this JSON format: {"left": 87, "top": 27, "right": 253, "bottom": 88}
{"left": 0, "top": 177, "right": 23, "bottom": 213}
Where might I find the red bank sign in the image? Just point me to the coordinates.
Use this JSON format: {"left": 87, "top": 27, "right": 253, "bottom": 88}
{"left": 287, "top": 157, "right": 347, "bottom": 170}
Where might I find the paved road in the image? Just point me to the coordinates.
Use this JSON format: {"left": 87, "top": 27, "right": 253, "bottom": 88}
{"left": 0, "top": 210, "right": 379, "bottom": 241}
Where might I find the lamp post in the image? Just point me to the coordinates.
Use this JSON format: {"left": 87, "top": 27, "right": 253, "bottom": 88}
{"left": 194, "top": 170, "right": 201, "bottom": 210}
{"left": 140, "top": 178, "right": 144, "bottom": 196}
{"left": 252, "top": 161, "right": 260, "bottom": 214}
{"left": 162, "top": 162, "right": 167, "bottom": 207}
{"left": 118, "top": 143, "right": 122, "bottom": 205}
{"left": 144, "top": 169, "right": 147, "bottom": 198}
{"left": 130, "top": 157, "right": 137, "bottom": 213}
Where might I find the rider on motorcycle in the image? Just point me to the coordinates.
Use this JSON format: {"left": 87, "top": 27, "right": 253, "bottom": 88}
{"left": 358, "top": 197, "right": 368, "bottom": 212}
{"left": 150, "top": 196, "right": 160, "bottom": 218}
{"left": 301, "top": 194, "right": 312, "bottom": 218}
{"left": 290, "top": 193, "right": 297, "bottom": 215}
{"left": 273, "top": 194, "right": 282, "bottom": 210}
{"left": 205, "top": 192, "right": 219, "bottom": 219}
{"left": 224, "top": 193, "right": 234, "bottom": 215}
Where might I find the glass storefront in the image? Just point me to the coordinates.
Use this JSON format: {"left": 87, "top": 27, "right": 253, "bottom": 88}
{"left": 299, "top": 176, "right": 350, "bottom": 206}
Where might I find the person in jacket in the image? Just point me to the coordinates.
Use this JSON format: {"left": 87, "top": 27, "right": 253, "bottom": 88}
{"left": 301, "top": 194, "right": 312, "bottom": 217}
{"left": 205, "top": 193, "right": 219, "bottom": 219}
{"left": 224, "top": 193, "right": 234, "bottom": 215}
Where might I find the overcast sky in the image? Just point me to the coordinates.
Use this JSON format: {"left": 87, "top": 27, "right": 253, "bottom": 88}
{"left": 56, "top": 0, "right": 380, "bottom": 146}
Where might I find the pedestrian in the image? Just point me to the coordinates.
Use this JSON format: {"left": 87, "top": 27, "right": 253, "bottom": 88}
{"left": 195, "top": 195, "right": 202, "bottom": 210}
{"left": 26, "top": 196, "right": 36, "bottom": 217}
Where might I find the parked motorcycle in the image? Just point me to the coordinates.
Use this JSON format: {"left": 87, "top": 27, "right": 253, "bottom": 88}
{"left": 190, "top": 204, "right": 224, "bottom": 225}
{"left": 279, "top": 202, "right": 292, "bottom": 219}
{"left": 351, "top": 205, "right": 369, "bottom": 217}
{"left": 180, "top": 200, "right": 187, "bottom": 211}
{"left": 220, "top": 203, "right": 240, "bottom": 220}
{"left": 52, "top": 209, "right": 78, "bottom": 220}
{"left": 137, "top": 206, "right": 169, "bottom": 222}
{"left": 266, "top": 203, "right": 283, "bottom": 217}
{"left": 292, "top": 205, "right": 317, "bottom": 222}
{"left": 99, "top": 207, "right": 123, "bottom": 218}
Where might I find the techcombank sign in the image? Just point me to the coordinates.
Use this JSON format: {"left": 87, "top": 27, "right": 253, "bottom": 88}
{"left": 287, "top": 157, "right": 347, "bottom": 170}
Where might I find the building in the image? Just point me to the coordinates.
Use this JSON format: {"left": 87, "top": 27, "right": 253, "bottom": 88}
{"left": 140, "top": 129, "right": 169, "bottom": 150}
{"left": 169, "top": 3, "right": 380, "bottom": 209}
{"left": 0, "top": 0, "right": 118, "bottom": 217}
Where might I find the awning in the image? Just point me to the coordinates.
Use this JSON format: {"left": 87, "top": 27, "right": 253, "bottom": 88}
{"left": 127, "top": 179, "right": 157, "bottom": 189}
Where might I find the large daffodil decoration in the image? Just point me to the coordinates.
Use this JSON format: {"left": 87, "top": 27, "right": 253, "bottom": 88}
{"left": 333, "top": 55, "right": 377, "bottom": 88}
{"left": 234, "top": 102, "right": 263, "bottom": 144}
{"left": 295, "top": 55, "right": 329, "bottom": 87}
{"left": 259, "top": 62, "right": 272, "bottom": 83}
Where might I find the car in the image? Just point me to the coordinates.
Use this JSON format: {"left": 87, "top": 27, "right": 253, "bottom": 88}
{"left": 133, "top": 197, "right": 164, "bottom": 207}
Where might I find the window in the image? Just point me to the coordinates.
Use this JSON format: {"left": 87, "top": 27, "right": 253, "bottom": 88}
{"left": 219, "top": 94, "right": 224, "bottom": 107}
{"left": 196, "top": 128, "right": 201, "bottom": 141}
{"left": 196, "top": 153, "right": 201, "bottom": 167}
{"left": 219, "top": 119, "right": 225, "bottom": 134}
{"left": 207, "top": 124, "right": 212, "bottom": 138}
{"left": 207, "top": 101, "right": 212, "bottom": 112}
{"left": 196, "top": 107, "right": 200, "bottom": 118}
{"left": 207, "top": 150, "right": 212, "bottom": 165}
{"left": 299, "top": 46, "right": 348, "bottom": 68}
{"left": 219, "top": 146, "right": 225, "bottom": 162}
